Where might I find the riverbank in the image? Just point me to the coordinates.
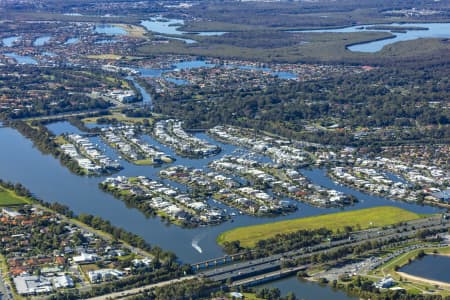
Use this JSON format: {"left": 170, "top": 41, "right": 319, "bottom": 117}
{"left": 0, "top": 123, "right": 442, "bottom": 263}
{"left": 0, "top": 182, "right": 189, "bottom": 299}
{"left": 396, "top": 271, "right": 450, "bottom": 290}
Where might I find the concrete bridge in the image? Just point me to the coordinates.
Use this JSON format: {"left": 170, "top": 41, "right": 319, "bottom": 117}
{"left": 191, "top": 252, "right": 250, "bottom": 271}
{"left": 231, "top": 265, "right": 307, "bottom": 287}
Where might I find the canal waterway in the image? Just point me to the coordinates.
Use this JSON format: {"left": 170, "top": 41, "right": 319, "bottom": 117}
{"left": 126, "top": 76, "right": 153, "bottom": 108}
{"left": 94, "top": 24, "right": 127, "bottom": 35}
{"left": 227, "top": 64, "right": 298, "bottom": 80}
{"left": 2, "top": 36, "right": 20, "bottom": 47}
{"left": 0, "top": 122, "right": 440, "bottom": 264}
{"left": 291, "top": 22, "right": 450, "bottom": 52}
{"left": 64, "top": 37, "right": 79, "bottom": 45}
{"left": 140, "top": 18, "right": 226, "bottom": 36}
{"left": 136, "top": 60, "right": 297, "bottom": 81}
{"left": 33, "top": 36, "right": 51, "bottom": 47}
{"left": 3, "top": 53, "right": 38, "bottom": 64}
{"left": 136, "top": 60, "right": 215, "bottom": 78}
{"left": 0, "top": 122, "right": 443, "bottom": 299}
{"left": 400, "top": 255, "right": 450, "bottom": 283}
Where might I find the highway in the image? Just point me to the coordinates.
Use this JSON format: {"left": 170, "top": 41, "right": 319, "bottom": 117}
{"left": 280, "top": 216, "right": 448, "bottom": 262}
{"left": 203, "top": 257, "right": 282, "bottom": 282}
{"left": 199, "top": 215, "right": 448, "bottom": 283}
{"left": 274, "top": 215, "right": 445, "bottom": 260}
{"left": 79, "top": 216, "right": 450, "bottom": 299}
{"left": 86, "top": 276, "right": 195, "bottom": 300}
{"left": 230, "top": 266, "right": 307, "bottom": 287}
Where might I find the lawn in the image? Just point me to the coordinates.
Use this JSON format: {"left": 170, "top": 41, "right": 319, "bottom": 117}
{"left": 115, "top": 24, "right": 147, "bottom": 38}
{"left": 218, "top": 206, "right": 424, "bottom": 248}
{"left": 0, "top": 188, "right": 28, "bottom": 206}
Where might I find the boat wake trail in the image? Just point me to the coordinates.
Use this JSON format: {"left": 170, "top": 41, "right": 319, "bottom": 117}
{"left": 192, "top": 234, "right": 204, "bottom": 253}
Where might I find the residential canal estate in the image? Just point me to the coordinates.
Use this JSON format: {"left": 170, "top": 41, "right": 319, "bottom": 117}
{"left": 2, "top": 0, "right": 450, "bottom": 298}
{"left": 0, "top": 122, "right": 442, "bottom": 264}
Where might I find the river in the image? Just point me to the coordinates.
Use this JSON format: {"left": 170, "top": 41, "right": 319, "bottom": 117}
{"left": 0, "top": 123, "right": 440, "bottom": 263}
{"left": 140, "top": 17, "right": 226, "bottom": 36}
{"left": 0, "top": 123, "right": 443, "bottom": 299}
{"left": 291, "top": 22, "right": 450, "bottom": 52}
{"left": 64, "top": 37, "right": 79, "bottom": 45}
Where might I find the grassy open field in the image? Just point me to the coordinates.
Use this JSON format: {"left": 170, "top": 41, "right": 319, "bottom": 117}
{"left": 82, "top": 112, "right": 156, "bottom": 124}
{"left": 218, "top": 206, "right": 424, "bottom": 248}
{"left": 0, "top": 188, "right": 28, "bottom": 206}
{"left": 115, "top": 24, "right": 148, "bottom": 38}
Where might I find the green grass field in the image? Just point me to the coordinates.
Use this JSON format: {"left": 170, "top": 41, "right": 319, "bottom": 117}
{"left": 0, "top": 188, "right": 28, "bottom": 206}
{"left": 218, "top": 206, "right": 424, "bottom": 248}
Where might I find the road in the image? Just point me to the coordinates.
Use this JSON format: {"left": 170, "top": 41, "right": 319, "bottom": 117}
{"left": 199, "top": 215, "right": 449, "bottom": 283}
{"left": 231, "top": 265, "right": 307, "bottom": 287}
{"left": 80, "top": 216, "right": 450, "bottom": 299}
{"left": 86, "top": 276, "right": 196, "bottom": 300}
{"left": 317, "top": 242, "right": 447, "bottom": 281}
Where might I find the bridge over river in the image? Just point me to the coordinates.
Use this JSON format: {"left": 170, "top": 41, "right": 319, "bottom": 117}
{"left": 193, "top": 215, "right": 448, "bottom": 285}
